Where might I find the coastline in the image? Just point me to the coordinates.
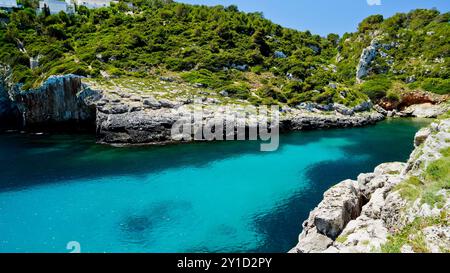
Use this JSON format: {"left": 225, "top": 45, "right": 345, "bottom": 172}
{"left": 1, "top": 74, "right": 388, "bottom": 145}
{"left": 290, "top": 116, "right": 450, "bottom": 253}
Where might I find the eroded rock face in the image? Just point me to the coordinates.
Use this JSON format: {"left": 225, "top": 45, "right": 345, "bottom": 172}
{"left": 414, "top": 128, "right": 431, "bottom": 147}
{"left": 356, "top": 39, "right": 380, "bottom": 82}
{"left": 13, "top": 75, "right": 99, "bottom": 130}
{"left": 0, "top": 79, "right": 20, "bottom": 129}
{"left": 292, "top": 118, "right": 450, "bottom": 253}
{"left": 378, "top": 91, "right": 449, "bottom": 115}
{"left": 291, "top": 180, "right": 363, "bottom": 253}
{"left": 95, "top": 96, "right": 384, "bottom": 145}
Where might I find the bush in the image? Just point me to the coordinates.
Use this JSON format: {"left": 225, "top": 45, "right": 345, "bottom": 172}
{"left": 181, "top": 69, "right": 217, "bottom": 88}
{"left": 360, "top": 77, "right": 392, "bottom": 101}
{"left": 257, "top": 85, "right": 287, "bottom": 103}
{"left": 386, "top": 90, "right": 400, "bottom": 101}
{"left": 420, "top": 78, "right": 450, "bottom": 95}
{"left": 222, "top": 83, "right": 251, "bottom": 99}
{"left": 251, "top": 65, "right": 264, "bottom": 75}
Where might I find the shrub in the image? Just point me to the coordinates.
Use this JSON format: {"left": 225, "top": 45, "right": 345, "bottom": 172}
{"left": 257, "top": 85, "right": 287, "bottom": 103}
{"left": 222, "top": 83, "right": 251, "bottom": 99}
{"left": 420, "top": 78, "right": 450, "bottom": 95}
{"left": 360, "top": 77, "right": 392, "bottom": 101}
{"left": 181, "top": 69, "right": 217, "bottom": 88}
{"left": 251, "top": 65, "right": 264, "bottom": 75}
{"left": 386, "top": 90, "right": 400, "bottom": 101}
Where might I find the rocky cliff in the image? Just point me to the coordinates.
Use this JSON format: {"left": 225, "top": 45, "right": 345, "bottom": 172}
{"left": 291, "top": 116, "right": 450, "bottom": 253}
{"left": 0, "top": 74, "right": 19, "bottom": 128}
{"left": 94, "top": 88, "right": 384, "bottom": 145}
{"left": 0, "top": 74, "right": 101, "bottom": 131}
{"left": 12, "top": 75, "right": 99, "bottom": 131}
{"left": 0, "top": 71, "right": 384, "bottom": 143}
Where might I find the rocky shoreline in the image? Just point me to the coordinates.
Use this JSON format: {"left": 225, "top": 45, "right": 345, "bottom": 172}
{"left": 0, "top": 74, "right": 389, "bottom": 145}
{"left": 1, "top": 74, "right": 448, "bottom": 146}
{"left": 290, "top": 117, "right": 450, "bottom": 253}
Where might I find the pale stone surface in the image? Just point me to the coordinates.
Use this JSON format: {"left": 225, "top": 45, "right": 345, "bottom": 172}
{"left": 401, "top": 103, "right": 448, "bottom": 118}
{"left": 292, "top": 118, "right": 450, "bottom": 253}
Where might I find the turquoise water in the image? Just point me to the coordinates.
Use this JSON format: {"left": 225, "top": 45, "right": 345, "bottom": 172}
{"left": 0, "top": 118, "right": 429, "bottom": 253}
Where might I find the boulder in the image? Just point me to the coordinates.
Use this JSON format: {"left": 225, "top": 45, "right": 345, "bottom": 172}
{"left": 373, "top": 104, "right": 388, "bottom": 115}
{"left": 414, "top": 128, "right": 431, "bottom": 147}
{"left": 159, "top": 99, "right": 176, "bottom": 108}
{"left": 374, "top": 162, "right": 406, "bottom": 176}
{"left": 308, "top": 180, "right": 363, "bottom": 239}
{"left": 333, "top": 104, "right": 354, "bottom": 116}
{"left": 293, "top": 229, "right": 333, "bottom": 253}
{"left": 352, "top": 101, "right": 373, "bottom": 112}
{"left": 143, "top": 97, "right": 161, "bottom": 109}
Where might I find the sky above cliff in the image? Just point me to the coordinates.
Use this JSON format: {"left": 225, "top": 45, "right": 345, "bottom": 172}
{"left": 178, "top": 0, "right": 450, "bottom": 36}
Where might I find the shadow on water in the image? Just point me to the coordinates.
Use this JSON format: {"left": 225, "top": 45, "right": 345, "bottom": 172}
{"left": 249, "top": 118, "right": 430, "bottom": 253}
{"left": 0, "top": 127, "right": 336, "bottom": 192}
{"left": 0, "top": 118, "right": 430, "bottom": 253}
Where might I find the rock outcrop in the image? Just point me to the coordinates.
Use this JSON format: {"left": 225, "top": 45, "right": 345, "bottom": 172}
{"left": 0, "top": 72, "right": 385, "bottom": 143}
{"left": 0, "top": 74, "right": 102, "bottom": 131}
{"left": 291, "top": 118, "right": 450, "bottom": 253}
{"left": 356, "top": 39, "right": 381, "bottom": 82}
{"left": 0, "top": 75, "right": 20, "bottom": 128}
{"left": 12, "top": 75, "right": 100, "bottom": 130}
{"left": 400, "top": 103, "right": 449, "bottom": 118}
{"left": 95, "top": 100, "right": 384, "bottom": 145}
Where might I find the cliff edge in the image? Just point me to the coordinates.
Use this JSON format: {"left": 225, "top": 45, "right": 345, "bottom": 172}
{"left": 291, "top": 114, "right": 450, "bottom": 253}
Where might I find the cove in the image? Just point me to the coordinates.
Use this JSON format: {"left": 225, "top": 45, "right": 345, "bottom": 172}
{"left": 0, "top": 118, "right": 429, "bottom": 253}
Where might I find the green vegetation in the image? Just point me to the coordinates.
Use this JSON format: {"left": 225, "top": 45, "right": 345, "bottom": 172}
{"left": 420, "top": 78, "right": 450, "bottom": 95}
{"left": 337, "top": 9, "right": 449, "bottom": 98}
{"left": 395, "top": 146, "right": 450, "bottom": 208}
{"left": 381, "top": 212, "right": 448, "bottom": 253}
{"left": 335, "top": 234, "right": 348, "bottom": 244}
{"left": 0, "top": 1, "right": 448, "bottom": 106}
{"left": 359, "top": 76, "right": 393, "bottom": 101}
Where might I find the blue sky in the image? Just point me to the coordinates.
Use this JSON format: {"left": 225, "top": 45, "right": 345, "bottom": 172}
{"left": 178, "top": 0, "right": 450, "bottom": 36}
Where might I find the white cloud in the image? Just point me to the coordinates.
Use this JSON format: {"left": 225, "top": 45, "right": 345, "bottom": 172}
{"left": 367, "top": 0, "right": 382, "bottom": 6}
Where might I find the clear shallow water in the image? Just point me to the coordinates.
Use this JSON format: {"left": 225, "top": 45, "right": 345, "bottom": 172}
{"left": 0, "top": 118, "right": 429, "bottom": 253}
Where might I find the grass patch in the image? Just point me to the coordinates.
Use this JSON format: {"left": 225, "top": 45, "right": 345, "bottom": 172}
{"left": 394, "top": 144, "right": 450, "bottom": 207}
{"left": 335, "top": 235, "right": 348, "bottom": 244}
{"left": 394, "top": 176, "right": 423, "bottom": 201}
{"left": 381, "top": 213, "right": 448, "bottom": 253}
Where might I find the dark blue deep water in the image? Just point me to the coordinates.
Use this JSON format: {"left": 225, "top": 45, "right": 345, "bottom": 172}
{"left": 0, "top": 118, "right": 429, "bottom": 253}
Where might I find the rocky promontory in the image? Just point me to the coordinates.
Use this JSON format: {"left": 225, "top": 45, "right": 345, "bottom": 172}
{"left": 291, "top": 117, "right": 450, "bottom": 253}
{"left": 0, "top": 74, "right": 385, "bottom": 144}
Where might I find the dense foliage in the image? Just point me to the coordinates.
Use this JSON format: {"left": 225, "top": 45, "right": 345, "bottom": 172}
{"left": 0, "top": 0, "right": 448, "bottom": 106}
{"left": 337, "top": 9, "right": 450, "bottom": 100}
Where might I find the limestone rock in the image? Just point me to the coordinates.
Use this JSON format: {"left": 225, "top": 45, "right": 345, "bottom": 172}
{"left": 309, "top": 180, "right": 362, "bottom": 239}
{"left": 331, "top": 216, "right": 388, "bottom": 253}
{"left": 292, "top": 229, "right": 333, "bottom": 253}
{"left": 143, "top": 97, "right": 161, "bottom": 109}
{"left": 374, "top": 162, "right": 405, "bottom": 176}
{"left": 401, "top": 103, "right": 448, "bottom": 118}
{"left": 423, "top": 226, "right": 450, "bottom": 253}
{"left": 356, "top": 39, "right": 380, "bottom": 82}
{"left": 414, "top": 128, "right": 431, "bottom": 147}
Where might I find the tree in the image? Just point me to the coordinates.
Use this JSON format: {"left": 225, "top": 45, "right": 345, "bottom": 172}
{"left": 358, "top": 14, "right": 384, "bottom": 32}
{"left": 252, "top": 29, "right": 270, "bottom": 57}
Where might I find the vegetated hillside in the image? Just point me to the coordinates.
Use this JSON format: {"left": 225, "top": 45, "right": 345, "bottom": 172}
{"left": 336, "top": 9, "right": 450, "bottom": 105}
{"left": 0, "top": 0, "right": 448, "bottom": 107}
